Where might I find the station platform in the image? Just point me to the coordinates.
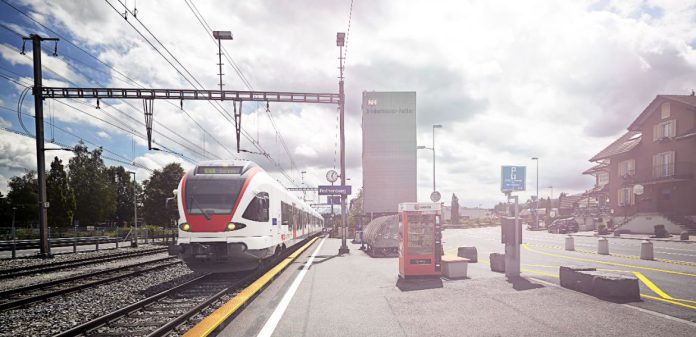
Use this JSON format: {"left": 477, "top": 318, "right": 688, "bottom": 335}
{"left": 219, "top": 237, "right": 695, "bottom": 337}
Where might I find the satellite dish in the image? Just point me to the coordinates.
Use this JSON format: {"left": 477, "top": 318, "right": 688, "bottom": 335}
{"left": 633, "top": 184, "right": 644, "bottom": 195}
{"left": 430, "top": 191, "right": 441, "bottom": 202}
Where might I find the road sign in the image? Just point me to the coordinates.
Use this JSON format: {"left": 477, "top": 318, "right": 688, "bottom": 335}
{"left": 328, "top": 196, "right": 341, "bottom": 205}
{"left": 501, "top": 166, "right": 526, "bottom": 192}
{"left": 326, "top": 169, "right": 339, "bottom": 183}
{"left": 318, "top": 185, "right": 352, "bottom": 195}
{"left": 430, "top": 191, "right": 441, "bottom": 202}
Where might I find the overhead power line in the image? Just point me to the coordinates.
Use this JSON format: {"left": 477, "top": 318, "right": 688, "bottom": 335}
{"left": 0, "top": 0, "right": 235, "bottom": 160}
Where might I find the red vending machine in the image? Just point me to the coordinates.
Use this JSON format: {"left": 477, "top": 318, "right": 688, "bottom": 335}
{"left": 398, "top": 202, "right": 442, "bottom": 278}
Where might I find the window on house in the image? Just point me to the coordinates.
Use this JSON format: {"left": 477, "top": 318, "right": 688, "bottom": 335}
{"left": 618, "top": 187, "right": 634, "bottom": 206}
{"left": 653, "top": 151, "right": 675, "bottom": 178}
{"left": 653, "top": 120, "right": 676, "bottom": 140}
{"left": 597, "top": 172, "right": 609, "bottom": 186}
{"left": 660, "top": 102, "right": 670, "bottom": 119}
{"left": 618, "top": 160, "right": 635, "bottom": 176}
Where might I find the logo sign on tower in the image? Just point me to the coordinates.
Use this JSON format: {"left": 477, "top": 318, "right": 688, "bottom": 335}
{"left": 501, "top": 166, "right": 526, "bottom": 193}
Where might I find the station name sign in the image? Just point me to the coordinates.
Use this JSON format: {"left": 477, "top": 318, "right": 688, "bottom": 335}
{"left": 318, "top": 185, "right": 352, "bottom": 196}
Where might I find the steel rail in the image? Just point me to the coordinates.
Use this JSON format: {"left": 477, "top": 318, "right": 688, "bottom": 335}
{"left": 0, "top": 247, "right": 167, "bottom": 279}
{"left": 0, "top": 259, "right": 181, "bottom": 311}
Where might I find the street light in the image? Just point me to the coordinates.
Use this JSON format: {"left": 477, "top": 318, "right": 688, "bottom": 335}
{"left": 128, "top": 171, "right": 138, "bottom": 248}
{"left": 531, "top": 157, "right": 539, "bottom": 228}
{"left": 11, "top": 207, "right": 16, "bottom": 259}
{"left": 432, "top": 124, "right": 442, "bottom": 193}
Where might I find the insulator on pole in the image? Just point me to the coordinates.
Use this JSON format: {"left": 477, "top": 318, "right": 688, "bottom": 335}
{"left": 143, "top": 99, "right": 154, "bottom": 150}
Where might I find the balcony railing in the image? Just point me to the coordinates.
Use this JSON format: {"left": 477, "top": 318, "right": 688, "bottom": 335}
{"left": 635, "top": 162, "right": 694, "bottom": 184}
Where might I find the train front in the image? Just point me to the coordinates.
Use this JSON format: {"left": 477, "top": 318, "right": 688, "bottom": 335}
{"left": 171, "top": 161, "right": 273, "bottom": 273}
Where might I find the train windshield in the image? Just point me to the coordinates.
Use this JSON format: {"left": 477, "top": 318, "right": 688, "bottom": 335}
{"left": 185, "top": 179, "right": 245, "bottom": 215}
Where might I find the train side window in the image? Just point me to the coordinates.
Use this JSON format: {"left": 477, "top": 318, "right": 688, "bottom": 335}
{"left": 243, "top": 192, "right": 269, "bottom": 222}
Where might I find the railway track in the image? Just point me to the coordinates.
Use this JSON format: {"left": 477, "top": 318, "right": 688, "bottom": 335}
{"left": 53, "top": 236, "right": 319, "bottom": 337}
{"left": 53, "top": 272, "right": 254, "bottom": 337}
{"left": 0, "top": 248, "right": 168, "bottom": 280}
{"left": 0, "top": 257, "right": 181, "bottom": 311}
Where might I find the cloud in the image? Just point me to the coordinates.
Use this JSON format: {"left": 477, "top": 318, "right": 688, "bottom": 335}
{"left": 1, "top": 0, "right": 695, "bottom": 206}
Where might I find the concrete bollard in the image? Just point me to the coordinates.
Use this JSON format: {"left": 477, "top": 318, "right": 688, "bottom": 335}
{"left": 640, "top": 240, "right": 654, "bottom": 260}
{"left": 565, "top": 236, "right": 575, "bottom": 251}
{"left": 598, "top": 237, "right": 609, "bottom": 255}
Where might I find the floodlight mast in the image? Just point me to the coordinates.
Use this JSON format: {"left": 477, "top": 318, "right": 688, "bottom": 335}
{"left": 213, "top": 31, "right": 233, "bottom": 94}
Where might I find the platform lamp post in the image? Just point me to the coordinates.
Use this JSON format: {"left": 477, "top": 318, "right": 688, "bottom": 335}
{"left": 337, "top": 32, "right": 350, "bottom": 255}
{"left": 128, "top": 171, "right": 138, "bottom": 248}
{"left": 11, "top": 207, "right": 16, "bottom": 259}
{"left": 432, "top": 124, "right": 442, "bottom": 192}
{"left": 531, "top": 157, "right": 539, "bottom": 228}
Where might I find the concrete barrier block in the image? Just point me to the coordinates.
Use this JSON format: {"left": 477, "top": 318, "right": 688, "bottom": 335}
{"left": 489, "top": 253, "right": 505, "bottom": 273}
{"left": 585, "top": 271, "right": 640, "bottom": 302}
{"left": 640, "top": 240, "right": 654, "bottom": 260}
{"left": 597, "top": 237, "right": 609, "bottom": 255}
{"left": 565, "top": 236, "right": 575, "bottom": 251}
{"left": 442, "top": 256, "right": 469, "bottom": 279}
{"left": 457, "top": 246, "right": 478, "bottom": 263}
{"left": 559, "top": 266, "right": 596, "bottom": 290}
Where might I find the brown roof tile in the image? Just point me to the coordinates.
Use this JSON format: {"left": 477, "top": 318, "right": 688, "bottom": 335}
{"left": 590, "top": 131, "right": 641, "bottom": 162}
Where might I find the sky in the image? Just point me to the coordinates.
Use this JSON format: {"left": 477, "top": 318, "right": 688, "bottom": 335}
{"left": 0, "top": 0, "right": 695, "bottom": 209}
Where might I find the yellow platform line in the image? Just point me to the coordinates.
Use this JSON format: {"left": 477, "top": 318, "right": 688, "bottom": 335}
{"left": 183, "top": 237, "right": 320, "bottom": 337}
{"left": 522, "top": 244, "right": 696, "bottom": 277}
{"left": 633, "top": 272, "right": 674, "bottom": 300}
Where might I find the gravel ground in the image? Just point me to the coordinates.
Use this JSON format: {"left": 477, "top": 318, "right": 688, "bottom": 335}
{"left": 0, "top": 264, "right": 198, "bottom": 337}
{"left": 0, "top": 244, "right": 165, "bottom": 271}
{"left": 0, "top": 252, "right": 173, "bottom": 291}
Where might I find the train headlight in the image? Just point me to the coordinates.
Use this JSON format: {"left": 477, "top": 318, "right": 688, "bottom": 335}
{"left": 226, "top": 222, "right": 246, "bottom": 231}
{"left": 179, "top": 223, "right": 190, "bottom": 231}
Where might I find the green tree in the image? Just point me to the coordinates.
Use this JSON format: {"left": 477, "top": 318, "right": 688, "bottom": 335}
{"left": 451, "top": 194, "right": 460, "bottom": 224}
{"left": 143, "top": 163, "right": 184, "bottom": 226}
{"left": 7, "top": 172, "right": 38, "bottom": 226}
{"left": 47, "top": 157, "right": 76, "bottom": 227}
{"left": 68, "top": 143, "right": 116, "bottom": 226}
{"left": 0, "top": 191, "right": 8, "bottom": 226}
{"left": 348, "top": 188, "right": 364, "bottom": 228}
{"left": 106, "top": 166, "right": 142, "bottom": 226}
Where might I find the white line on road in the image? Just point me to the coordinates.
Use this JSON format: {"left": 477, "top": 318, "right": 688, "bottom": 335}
{"left": 257, "top": 237, "right": 327, "bottom": 337}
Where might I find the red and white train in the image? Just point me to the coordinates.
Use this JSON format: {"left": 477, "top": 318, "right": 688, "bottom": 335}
{"left": 170, "top": 160, "right": 323, "bottom": 272}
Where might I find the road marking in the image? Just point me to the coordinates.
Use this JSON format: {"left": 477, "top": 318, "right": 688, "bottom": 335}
{"left": 526, "top": 242, "right": 696, "bottom": 267}
{"left": 257, "top": 237, "right": 326, "bottom": 337}
{"left": 640, "top": 294, "right": 696, "bottom": 310}
{"left": 522, "top": 244, "right": 696, "bottom": 277}
{"left": 633, "top": 272, "right": 674, "bottom": 300}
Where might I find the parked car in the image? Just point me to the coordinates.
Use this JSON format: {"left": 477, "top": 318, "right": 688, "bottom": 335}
{"left": 548, "top": 218, "right": 579, "bottom": 234}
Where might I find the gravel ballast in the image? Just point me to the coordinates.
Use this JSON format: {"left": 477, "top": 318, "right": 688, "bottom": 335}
{"left": 0, "top": 263, "right": 198, "bottom": 337}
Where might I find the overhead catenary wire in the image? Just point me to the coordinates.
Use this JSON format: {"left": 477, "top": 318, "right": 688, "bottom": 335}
{"left": 0, "top": 0, "right": 236, "bottom": 160}
{"left": 110, "top": 0, "right": 300, "bottom": 186}
{"left": 182, "top": 0, "right": 301, "bottom": 183}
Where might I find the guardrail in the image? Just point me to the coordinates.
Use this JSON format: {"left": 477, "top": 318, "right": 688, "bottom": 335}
{"left": 0, "top": 233, "right": 177, "bottom": 258}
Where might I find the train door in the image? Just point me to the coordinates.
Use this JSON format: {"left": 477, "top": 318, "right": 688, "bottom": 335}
{"left": 292, "top": 206, "right": 298, "bottom": 239}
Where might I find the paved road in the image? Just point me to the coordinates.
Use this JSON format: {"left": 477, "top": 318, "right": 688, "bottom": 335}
{"left": 443, "top": 226, "right": 696, "bottom": 322}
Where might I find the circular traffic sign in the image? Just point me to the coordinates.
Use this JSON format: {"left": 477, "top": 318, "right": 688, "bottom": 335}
{"left": 326, "top": 169, "right": 339, "bottom": 183}
{"left": 430, "top": 191, "right": 441, "bottom": 202}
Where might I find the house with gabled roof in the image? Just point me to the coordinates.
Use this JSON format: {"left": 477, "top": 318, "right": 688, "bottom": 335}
{"left": 585, "top": 94, "right": 696, "bottom": 234}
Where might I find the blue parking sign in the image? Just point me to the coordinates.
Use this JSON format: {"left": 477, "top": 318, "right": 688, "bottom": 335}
{"left": 501, "top": 166, "right": 526, "bottom": 192}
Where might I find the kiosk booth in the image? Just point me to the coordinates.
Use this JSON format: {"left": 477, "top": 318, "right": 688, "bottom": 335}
{"left": 398, "top": 202, "right": 442, "bottom": 278}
